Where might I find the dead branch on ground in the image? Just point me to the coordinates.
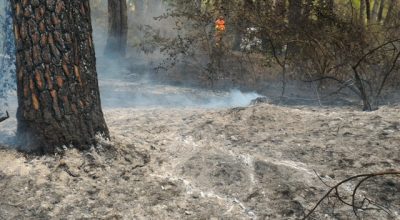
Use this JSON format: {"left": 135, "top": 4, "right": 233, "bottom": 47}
{"left": 0, "top": 111, "right": 9, "bottom": 123}
{"left": 302, "top": 170, "right": 400, "bottom": 220}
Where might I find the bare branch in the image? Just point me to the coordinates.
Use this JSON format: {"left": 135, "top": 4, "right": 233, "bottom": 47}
{"left": 0, "top": 111, "right": 9, "bottom": 123}
{"left": 303, "top": 171, "right": 400, "bottom": 220}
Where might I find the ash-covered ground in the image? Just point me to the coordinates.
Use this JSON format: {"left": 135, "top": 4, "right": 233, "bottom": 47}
{"left": 0, "top": 80, "right": 399, "bottom": 219}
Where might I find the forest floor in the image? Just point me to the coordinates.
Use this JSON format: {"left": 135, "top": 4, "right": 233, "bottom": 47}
{"left": 0, "top": 81, "right": 400, "bottom": 219}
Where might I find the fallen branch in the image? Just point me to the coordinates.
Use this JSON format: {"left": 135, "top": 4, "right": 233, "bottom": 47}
{"left": 0, "top": 111, "right": 9, "bottom": 123}
{"left": 303, "top": 170, "right": 400, "bottom": 220}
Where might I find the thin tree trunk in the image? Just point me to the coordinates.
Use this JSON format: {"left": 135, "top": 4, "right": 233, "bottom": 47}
{"left": 105, "top": 0, "right": 128, "bottom": 58}
{"left": 360, "top": 0, "right": 366, "bottom": 22}
{"left": 371, "top": 0, "right": 380, "bottom": 21}
{"left": 384, "top": 0, "right": 397, "bottom": 25}
{"left": 11, "top": 0, "right": 109, "bottom": 153}
{"left": 288, "top": 0, "right": 302, "bottom": 54}
{"left": 378, "top": 0, "right": 386, "bottom": 22}
{"left": 288, "top": 0, "right": 302, "bottom": 28}
{"left": 366, "top": 0, "right": 371, "bottom": 21}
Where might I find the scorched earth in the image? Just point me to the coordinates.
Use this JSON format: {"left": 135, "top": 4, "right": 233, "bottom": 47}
{"left": 0, "top": 84, "right": 399, "bottom": 219}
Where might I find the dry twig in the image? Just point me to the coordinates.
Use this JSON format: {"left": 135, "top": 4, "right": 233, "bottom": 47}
{"left": 0, "top": 111, "right": 9, "bottom": 123}
{"left": 303, "top": 170, "right": 400, "bottom": 220}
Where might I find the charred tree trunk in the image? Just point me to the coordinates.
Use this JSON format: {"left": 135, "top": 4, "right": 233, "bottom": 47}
{"left": 11, "top": 0, "right": 109, "bottom": 153}
{"left": 288, "top": 0, "right": 302, "bottom": 28}
{"left": 365, "top": 0, "right": 371, "bottom": 21}
{"left": 287, "top": 0, "right": 302, "bottom": 54}
{"left": 378, "top": 0, "right": 386, "bottom": 22}
{"left": 105, "top": 0, "right": 128, "bottom": 58}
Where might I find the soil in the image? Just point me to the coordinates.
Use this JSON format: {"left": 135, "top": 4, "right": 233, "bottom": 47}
{"left": 0, "top": 95, "right": 399, "bottom": 219}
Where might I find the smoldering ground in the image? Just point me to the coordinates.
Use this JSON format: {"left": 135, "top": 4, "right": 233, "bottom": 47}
{"left": 91, "top": 1, "right": 264, "bottom": 110}
{"left": 0, "top": 2, "right": 400, "bottom": 220}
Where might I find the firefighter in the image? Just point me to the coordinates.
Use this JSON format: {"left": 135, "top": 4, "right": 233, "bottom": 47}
{"left": 215, "top": 16, "right": 226, "bottom": 47}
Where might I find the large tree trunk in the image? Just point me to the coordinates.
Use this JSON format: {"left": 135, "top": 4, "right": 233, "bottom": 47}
{"left": 11, "top": 0, "right": 109, "bottom": 153}
{"left": 105, "top": 0, "right": 128, "bottom": 58}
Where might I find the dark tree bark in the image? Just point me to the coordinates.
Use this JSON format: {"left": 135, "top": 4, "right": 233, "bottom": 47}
{"left": 287, "top": 0, "right": 302, "bottom": 54}
{"left": 105, "top": 0, "right": 128, "bottom": 58}
{"left": 288, "top": 0, "right": 302, "bottom": 29}
{"left": 365, "top": 0, "right": 371, "bottom": 21}
{"left": 378, "top": 0, "right": 386, "bottom": 22}
{"left": 11, "top": 0, "right": 109, "bottom": 153}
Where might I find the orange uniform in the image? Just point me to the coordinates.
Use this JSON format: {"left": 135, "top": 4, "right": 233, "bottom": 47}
{"left": 215, "top": 18, "right": 226, "bottom": 32}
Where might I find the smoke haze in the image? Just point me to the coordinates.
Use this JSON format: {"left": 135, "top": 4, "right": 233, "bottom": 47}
{"left": 91, "top": 1, "right": 263, "bottom": 109}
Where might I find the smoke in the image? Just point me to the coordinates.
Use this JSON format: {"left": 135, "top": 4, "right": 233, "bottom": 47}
{"left": 99, "top": 79, "right": 262, "bottom": 109}
{"left": 91, "top": 1, "right": 263, "bottom": 109}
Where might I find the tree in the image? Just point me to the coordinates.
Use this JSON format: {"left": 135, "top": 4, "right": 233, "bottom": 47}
{"left": 385, "top": 0, "right": 398, "bottom": 25}
{"left": 11, "top": 0, "right": 109, "bottom": 153}
{"left": 360, "top": 0, "right": 366, "bottom": 22}
{"left": 105, "top": 0, "right": 128, "bottom": 58}
{"left": 287, "top": 0, "right": 302, "bottom": 53}
{"left": 377, "top": 0, "right": 386, "bottom": 22}
{"left": 371, "top": 0, "right": 380, "bottom": 22}
{"left": 365, "top": 0, "right": 371, "bottom": 21}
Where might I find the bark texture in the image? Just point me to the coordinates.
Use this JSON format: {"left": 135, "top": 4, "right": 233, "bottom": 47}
{"left": 11, "top": 0, "right": 109, "bottom": 152}
{"left": 105, "top": 0, "right": 128, "bottom": 57}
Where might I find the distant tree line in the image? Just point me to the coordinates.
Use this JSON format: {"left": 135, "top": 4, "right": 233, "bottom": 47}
{"left": 139, "top": 0, "right": 400, "bottom": 111}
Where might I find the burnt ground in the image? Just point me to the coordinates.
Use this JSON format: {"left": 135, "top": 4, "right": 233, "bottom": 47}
{"left": 0, "top": 102, "right": 399, "bottom": 219}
